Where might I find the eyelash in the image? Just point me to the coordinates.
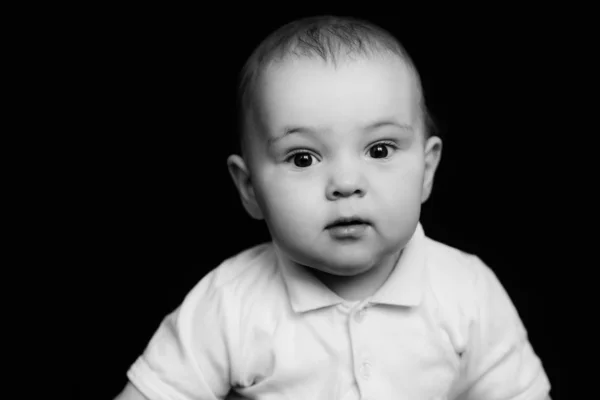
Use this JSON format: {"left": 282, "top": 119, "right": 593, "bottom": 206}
{"left": 283, "top": 140, "right": 399, "bottom": 163}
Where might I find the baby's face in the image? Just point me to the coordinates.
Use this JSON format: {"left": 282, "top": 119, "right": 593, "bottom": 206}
{"left": 245, "top": 56, "right": 434, "bottom": 276}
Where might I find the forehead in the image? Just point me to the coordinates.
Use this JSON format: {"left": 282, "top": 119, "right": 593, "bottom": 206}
{"left": 255, "top": 55, "right": 417, "bottom": 135}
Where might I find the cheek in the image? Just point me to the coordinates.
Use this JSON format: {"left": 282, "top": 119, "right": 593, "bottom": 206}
{"left": 370, "top": 161, "right": 424, "bottom": 229}
{"left": 375, "top": 159, "right": 425, "bottom": 203}
{"left": 254, "top": 171, "right": 323, "bottom": 228}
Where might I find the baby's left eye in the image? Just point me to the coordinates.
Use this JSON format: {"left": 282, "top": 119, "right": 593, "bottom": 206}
{"left": 368, "top": 143, "right": 396, "bottom": 159}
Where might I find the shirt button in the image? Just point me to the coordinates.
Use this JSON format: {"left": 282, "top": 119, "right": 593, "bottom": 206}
{"left": 354, "top": 309, "right": 366, "bottom": 323}
{"left": 360, "top": 362, "right": 371, "bottom": 380}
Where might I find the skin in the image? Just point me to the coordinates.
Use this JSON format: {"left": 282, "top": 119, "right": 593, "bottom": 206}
{"left": 228, "top": 54, "right": 442, "bottom": 301}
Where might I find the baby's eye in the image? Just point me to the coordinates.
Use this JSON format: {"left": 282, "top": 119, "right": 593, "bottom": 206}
{"left": 368, "top": 142, "right": 397, "bottom": 159}
{"left": 286, "top": 152, "right": 318, "bottom": 168}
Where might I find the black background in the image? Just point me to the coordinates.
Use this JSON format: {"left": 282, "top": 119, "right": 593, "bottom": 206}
{"left": 74, "top": 11, "right": 570, "bottom": 400}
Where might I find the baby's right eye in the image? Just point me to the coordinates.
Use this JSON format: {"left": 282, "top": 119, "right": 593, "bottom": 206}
{"left": 285, "top": 152, "right": 318, "bottom": 168}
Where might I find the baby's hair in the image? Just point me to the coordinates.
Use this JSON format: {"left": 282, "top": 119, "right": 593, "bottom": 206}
{"left": 235, "top": 15, "right": 437, "bottom": 156}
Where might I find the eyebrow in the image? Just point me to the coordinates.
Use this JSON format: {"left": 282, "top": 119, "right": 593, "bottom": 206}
{"left": 267, "top": 120, "right": 413, "bottom": 147}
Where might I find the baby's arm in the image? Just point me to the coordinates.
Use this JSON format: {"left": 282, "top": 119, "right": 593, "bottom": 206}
{"left": 457, "top": 257, "right": 551, "bottom": 399}
{"left": 117, "top": 269, "right": 236, "bottom": 400}
{"left": 114, "top": 382, "right": 149, "bottom": 400}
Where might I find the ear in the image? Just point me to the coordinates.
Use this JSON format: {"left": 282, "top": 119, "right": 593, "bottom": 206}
{"left": 227, "top": 154, "right": 264, "bottom": 220}
{"left": 421, "top": 136, "right": 443, "bottom": 203}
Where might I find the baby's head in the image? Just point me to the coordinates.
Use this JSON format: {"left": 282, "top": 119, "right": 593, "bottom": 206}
{"left": 228, "top": 15, "right": 443, "bottom": 278}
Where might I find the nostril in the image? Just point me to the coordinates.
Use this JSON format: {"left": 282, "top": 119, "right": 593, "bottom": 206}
{"left": 333, "top": 188, "right": 363, "bottom": 198}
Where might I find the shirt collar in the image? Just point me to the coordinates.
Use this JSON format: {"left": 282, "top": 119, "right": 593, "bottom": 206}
{"left": 276, "top": 222, "right": 427, "bottom": 313}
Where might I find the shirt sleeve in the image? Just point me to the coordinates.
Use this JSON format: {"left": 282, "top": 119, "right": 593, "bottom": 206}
{"left": 126, "top": 268, "right": 236, "bottom": 400}
{"left": 458, "top": 256, "right": 551, "bottom": 400}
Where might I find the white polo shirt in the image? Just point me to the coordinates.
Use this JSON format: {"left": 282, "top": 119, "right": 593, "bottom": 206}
{"left": 127, "top": 223, "right": 551, "bottom": 399}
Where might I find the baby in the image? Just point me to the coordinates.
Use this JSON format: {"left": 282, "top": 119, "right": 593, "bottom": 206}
{"left": 116, "top": 15, "right": 551, "bottom": 400}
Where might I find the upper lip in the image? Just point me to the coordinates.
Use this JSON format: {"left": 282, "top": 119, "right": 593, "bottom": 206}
{"left": 326, "top": 216, "right": 371, "bottom": 228}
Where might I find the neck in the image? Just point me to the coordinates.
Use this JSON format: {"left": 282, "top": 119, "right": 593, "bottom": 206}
{"left": 309, "top": 249, "right": 403, "bottom": 301}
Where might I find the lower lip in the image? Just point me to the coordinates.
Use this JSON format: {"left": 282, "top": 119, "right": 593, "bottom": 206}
{"left": 327, "top": 224, "right": 369, "bottom": 239}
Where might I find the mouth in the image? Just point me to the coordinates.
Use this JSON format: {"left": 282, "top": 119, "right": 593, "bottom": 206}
{"left": 326, "top": 216, "right": 371, "bottom": 240}
{"left": 325, "top": 216, "right": 371, "bottom": 229}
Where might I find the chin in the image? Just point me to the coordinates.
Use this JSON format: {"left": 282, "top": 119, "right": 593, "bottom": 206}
{"left": 324, "top": 264, "right": 373, "bottom": 277}
{"left": 317, "top": 252, "right": 379, "bottom": 276}
{"left": 281, "top": 242, "right": 373, "bottom": 273}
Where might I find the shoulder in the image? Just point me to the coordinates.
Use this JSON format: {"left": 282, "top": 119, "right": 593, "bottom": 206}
{"left": 183, "top": 241, "right": 280, "bottom": 301}
{"left": 176, "top": 241, "right": 287, "bottom": 323}
{"left": 423, "top": 235, "right": 488, "bottom": 289}
{"left": 421, "top": 235, "right": 498, "bottom": 317}
{"left": 207, "top": 241, "right": 278, "bottom": 288}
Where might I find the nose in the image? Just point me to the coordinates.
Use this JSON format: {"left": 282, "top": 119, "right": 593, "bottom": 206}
{"left": 326, "top": 159, "right": 366, "bottom": 201}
